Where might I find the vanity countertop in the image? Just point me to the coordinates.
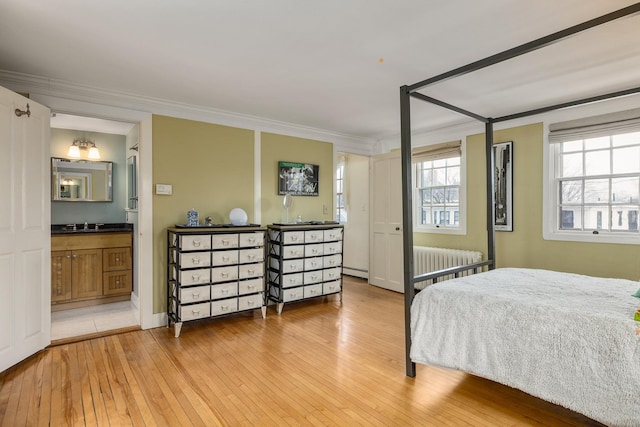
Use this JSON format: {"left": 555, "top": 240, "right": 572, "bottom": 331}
{"left": 51, "top": 223, "right": 133, "bottom": 235}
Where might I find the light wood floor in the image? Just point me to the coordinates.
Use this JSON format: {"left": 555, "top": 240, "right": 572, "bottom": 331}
{"left": 1, "top": 277, "right": 603, "bottom": 426}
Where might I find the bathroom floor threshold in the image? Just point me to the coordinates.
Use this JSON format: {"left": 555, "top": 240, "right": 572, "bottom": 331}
{"left": 49, "top": 325, "right": 142, "bottom": 347}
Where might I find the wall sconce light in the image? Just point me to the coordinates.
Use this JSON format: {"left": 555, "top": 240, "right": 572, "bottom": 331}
{"left": 67, "top": 138, "right": 101, "bottom": 159}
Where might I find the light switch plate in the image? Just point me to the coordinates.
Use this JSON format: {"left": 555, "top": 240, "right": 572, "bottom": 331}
{"left": 156, "top": 184, "right": 172, "bottom": 195}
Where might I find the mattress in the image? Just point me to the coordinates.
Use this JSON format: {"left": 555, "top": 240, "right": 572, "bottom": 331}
{"left": 410, "top": 268, "right": 640, "bottom": 427}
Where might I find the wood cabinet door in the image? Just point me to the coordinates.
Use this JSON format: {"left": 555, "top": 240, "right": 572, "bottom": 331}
{"left": 51, "top": 251, "right": 72, "bottom": 302}
{"left": 71, "top": 249, "right": 103, "bottom": 299}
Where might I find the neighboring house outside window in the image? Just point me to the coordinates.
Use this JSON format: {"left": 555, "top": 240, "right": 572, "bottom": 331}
{"left": 413, "top": 141, "right": 465, "bottom": 234}
{"left": 336, "top": 159, "right": 347, "bottom": 222}
{"left": 545, "top": 109, "right": 640, "bottom": 244}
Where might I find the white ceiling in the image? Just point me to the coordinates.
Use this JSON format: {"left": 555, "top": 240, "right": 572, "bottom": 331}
{"left": 1, "top": 1, "right": 640, "bottom": 145}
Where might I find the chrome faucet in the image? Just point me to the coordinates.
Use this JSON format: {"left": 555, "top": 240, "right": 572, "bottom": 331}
{"left": 84, "top": 221, "right": 88, "bottom": 230}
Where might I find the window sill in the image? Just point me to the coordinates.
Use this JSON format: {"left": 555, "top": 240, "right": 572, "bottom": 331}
{"left": 414, "top": 225, "right": 466, "bottom": 235}
{"left": 543, "top": 230, "right": 640, "bottom": 245}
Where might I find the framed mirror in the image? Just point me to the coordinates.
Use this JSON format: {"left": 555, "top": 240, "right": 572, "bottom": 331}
{"left": 51, "top": 157, "right": 113, "bottom": 202}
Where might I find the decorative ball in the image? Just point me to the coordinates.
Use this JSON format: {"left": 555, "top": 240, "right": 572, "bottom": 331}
{"left": 229, "top": 208, "right": 248, "bottom": 225}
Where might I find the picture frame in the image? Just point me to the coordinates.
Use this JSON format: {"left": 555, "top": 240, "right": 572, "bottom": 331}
{"left": 494, "top": 141, "right": 513, "bottom": 231}
{"left": 278, "top": 161, "right": 319, "bottom": 196}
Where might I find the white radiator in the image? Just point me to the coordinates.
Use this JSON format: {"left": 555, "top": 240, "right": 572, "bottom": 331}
{"left": 413, "top": 246, "right": 482, "bottom": 289}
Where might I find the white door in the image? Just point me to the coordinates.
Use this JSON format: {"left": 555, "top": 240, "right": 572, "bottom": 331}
{"left": 369, "top": 152, "right": 404, "bottom": 292}
{"left": 0, "top": 86, "right": 51, "bottom": 372}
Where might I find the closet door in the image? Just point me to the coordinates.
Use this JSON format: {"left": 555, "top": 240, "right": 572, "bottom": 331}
{"left": 0, "top": 86, "right": 51, "bottom": 372}
{"left": 369, "top": 152, "right": 404, "bottom": 292}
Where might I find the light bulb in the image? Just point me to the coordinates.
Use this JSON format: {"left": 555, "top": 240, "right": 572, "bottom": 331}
{"left": 88, "top": 146, "right": 101, "bottom": 159}
{"left": 67, "top": 145, "right": 80, "bottom": 158}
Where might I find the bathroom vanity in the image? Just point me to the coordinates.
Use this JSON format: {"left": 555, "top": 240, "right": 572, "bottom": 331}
{"left": 51, "top": 223, "right": 133, "bottom": 311}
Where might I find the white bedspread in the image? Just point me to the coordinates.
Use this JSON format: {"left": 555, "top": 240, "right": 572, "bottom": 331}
{"left": 411, "top": 268, "right": 640, "bottom": 427}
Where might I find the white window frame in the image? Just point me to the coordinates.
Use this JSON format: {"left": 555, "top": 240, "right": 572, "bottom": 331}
{"left": 543, "top": 112, "right": 640, "bottom": 245}
{"left": 335, "top": 159, "right": 347, "bottom": 223}
{"left": 413, "top": 141, "right": 467, "bottom": 235}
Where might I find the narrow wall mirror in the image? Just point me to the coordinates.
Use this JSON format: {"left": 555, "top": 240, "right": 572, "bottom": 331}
{"left": 51, "top": 157, "right": 113, "bottom": 202}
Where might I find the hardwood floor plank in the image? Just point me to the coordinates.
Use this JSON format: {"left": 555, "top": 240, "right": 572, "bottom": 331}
{"left": 0, "top": 277, "right": 608, "bottom": 426}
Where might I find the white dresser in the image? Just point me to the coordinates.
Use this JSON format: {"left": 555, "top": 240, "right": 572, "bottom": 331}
{"left": 167, "top": 226, "right": 266, "bottom": 337}
{"left": 267, "top": 223, "right": 344, "bottom": 314}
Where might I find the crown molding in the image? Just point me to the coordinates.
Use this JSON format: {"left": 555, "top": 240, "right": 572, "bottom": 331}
{"left": 0, "top": 69, "right": 375, "bottom": 155}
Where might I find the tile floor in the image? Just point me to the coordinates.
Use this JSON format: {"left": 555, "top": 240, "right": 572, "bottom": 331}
{"left": 51, "top": 301, "right": 139, "bottom": 341}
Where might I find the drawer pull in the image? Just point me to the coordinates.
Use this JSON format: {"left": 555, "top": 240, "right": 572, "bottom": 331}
{"left": 310, "top": 289, "right": 317, "bottom": 295}
{"left": 115, "top": 280, "right": 120, "bottom": 285}
{"left": 310, "top": 235, "right": 317, "bottom": 240}
{"left": 247, "top": 300, "right": 255, "bottom": 306}
{"left": 192, "top": 257, "right": 201, "bottom": 265}
{"left": 192, "top": 309, "right": 200, "bottom": 315}
{"left": 310, "top": 261, "right": 318, "bottom": 267}
{"left": 222, "top": 256, "right": 230, "bottom": 261}
{"left": 291, "top": 235, "right": 298, "bottom": 241}
{"left": 289, "top": 278, "right": 296, "bottom": 283}
{"left": 192, "top": 291, "right": 200, "bottom": 297}
{"left": 289, "top": 265, "right": 297, "bottom": 271}
{"left": 192, "top": 239, "right": 201, "bottom": 247}
{"left": 247, "top": 284, "right": 255, "bottom": 289}
{"left": 329, "top": 247, "right": 336, "bottom": 253}
{"left": 222, "top": 240, "right": 229, "bottom": 246}
{"left": 192, "top": 274, "right": 200, "bottom": 281}
{"left": 312, "top": 248, "right": 318, "bottom": 254}
{"left": 221, "top": 272, "right": 229, "bottom": 278}
{"left": 248, "top": 269, "right": 255, "bottom": 274}
{"left": 329, "top": 260, "right": 335, "bottom": 265}
{"left": 221, "top": 289, "right": 228, "bottom": 294}
{"left": 328, "top": 273, "right": 335, "bottom": 278}
{"left": 221, "top": 305, "right": 229, "bottom": 311}
{"left": 247, "top": 254, "right": 255, "bottom": 260}
{"left": 311, "top": 275, "right": 318, "bottom": 280}
{"left": 115, "top": 257, "right": 120, "bottom": 262}
{"left": 248, "top": 237, "right": 256, "bottom": 243}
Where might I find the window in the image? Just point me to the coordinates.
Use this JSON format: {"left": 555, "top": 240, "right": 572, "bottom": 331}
{"left": 546, "top": 110, "right": 640, "bottom": 244}
{"left": 336, "top": 159, "right": 347, "bottom": 222}
{"left": 413, "top": 141, "right": 464, "bottom": 233}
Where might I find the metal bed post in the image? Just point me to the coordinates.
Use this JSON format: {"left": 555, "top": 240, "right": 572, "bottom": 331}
{"left": 400, "top": 85, "right": 417, "bottom": 378}
{"left": 485, "top": 121, "right": 496, "bottom": 268}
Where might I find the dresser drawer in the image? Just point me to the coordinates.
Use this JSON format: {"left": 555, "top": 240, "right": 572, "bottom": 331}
{"left": 282, "top": 231, "right": 304, "bottom": 244}
{"left": 239, "top": 232, "right": 264, "bottom": 248}
{"left": 211, "top": 298, "right": 238, "bottom": 316}
{"left": 323, "top": 228, "right": 343, "bottom": 242}
{"left": 179, "top": 285, "right": 211, "bottom": 304}
{"left": 303, "top": 270, "right": 323, "bottom": 285}
{"left": 239, "top": 248, "right": 264, "bottom": 264}
{"left": 212, "top": 234, "right": 239, "bottom": 250}
{"left": 322, "top": 280, "right": 341, "bottom": 295}
{"left": 323, "top": 267, "right": 342, "bottom": 282}
{"left": 304, "top": 284, "right": 323, "bottom": 299}
{"left": 269, "top": 271, "right": 303, "bottom": 288}
{"left": 211, "top": 266, "right": 238, "bottom": 283}
{"left": 323, "top": 254, "right": 342, "bottom": 269}
{"left": 212, "top": 250, "right": 239, "bottom": 266}
{"left": 282, "top": 287, "right": 304, "bottom": 302}
{"left": 179, "top": 302, "right": 211, "bottom": 321}
{"left": 177, "top": 268, "right": 210, "bottom": 286}
{"left": 304, "top": 243, "right": 324, "bottom": 257}
{"left": 304, "top": 257, "right": 323, "bottom": 271}
{"left": 239, "top": 278, "right": 263, "bottom": 295}
{"left": 238, "top": 293, "right": 263, "bottom": 311}
{"left": 323, "top": 241, "right": 342, "bottom": 255}
{"left": 304, "top": 230, "right": 324, "bottom": 243}
{"left": 270, "top": 244, "right": 305, "bottom": 258}
{"left": 177, "top": 251, "right": 211, "bottom": 268}
{"left": 239, "top": 263, "right": 263, "bottom": 279}
{"left": 211, "top": 282, "right": 238, "bottom": 299}
{"left": 270, "top": 258, "right": 304, "bottom": 274}
{"left": 103, "top": 270, "right": 132, "bottom": 295}
{"left": 178, "top": 235, "right": 211, "bottom": 251}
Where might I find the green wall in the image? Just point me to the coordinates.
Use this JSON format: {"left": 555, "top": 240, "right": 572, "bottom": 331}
{"left": 260, "top": 132, "right": 333, "bottom": 225}
{"left": 152, "top": 115, "right": 255, "bottom": 312}
{"left": 151, "top": 118, "right": 334, "bottom": 313}
{"left": 414, "top": 122, "right": 640, "bottom": 280}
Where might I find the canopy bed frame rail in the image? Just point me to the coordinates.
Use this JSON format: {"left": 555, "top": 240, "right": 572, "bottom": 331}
{"left": 400, "top": 2, "right": 640, "bottom": 377}
{"left": 413, "top": 260, "right": 493, "bottom": 291}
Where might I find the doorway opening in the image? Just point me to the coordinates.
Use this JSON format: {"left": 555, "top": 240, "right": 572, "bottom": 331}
{"left": 50, "top": 113, "right": 141, "bottom": 342}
